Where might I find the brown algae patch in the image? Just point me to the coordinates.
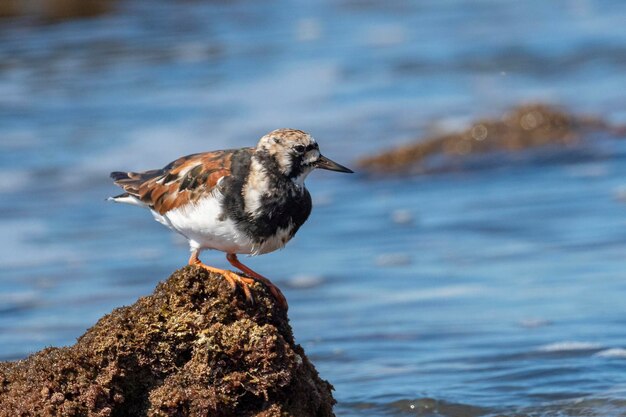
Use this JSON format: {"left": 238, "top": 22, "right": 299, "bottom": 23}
{"left": 0, "top": 0, "right": 115, "bottom": 21}
{"left": 0, "top": 266, "right": 335, "bottom": 417}
{"left": 358, "top": 104, "right": 626, "bottom": 175}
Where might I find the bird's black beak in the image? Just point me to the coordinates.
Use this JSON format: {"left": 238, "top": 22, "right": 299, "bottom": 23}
{"left": 314, "top": 155, "right": 354, "bottom": 173}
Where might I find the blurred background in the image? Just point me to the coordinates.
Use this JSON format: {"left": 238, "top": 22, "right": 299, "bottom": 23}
{"left": 2, "top": 1, "right": 626, "bottom": 416}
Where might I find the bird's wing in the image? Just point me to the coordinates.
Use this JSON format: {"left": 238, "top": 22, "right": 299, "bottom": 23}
{"left": 111, "top": 149, "right": 249, "bottom": 214}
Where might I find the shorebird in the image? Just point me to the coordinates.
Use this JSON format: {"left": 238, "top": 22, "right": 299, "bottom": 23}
{"left": 109, "top": 128, "right": 353, "bottom": 309}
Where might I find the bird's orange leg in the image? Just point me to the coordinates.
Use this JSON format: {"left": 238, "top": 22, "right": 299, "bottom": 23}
{"left": 188, "top": 250, "right": 256, "bottom": 304}
{"left": 226, "top": 253, "right": 288, "bottom": 310}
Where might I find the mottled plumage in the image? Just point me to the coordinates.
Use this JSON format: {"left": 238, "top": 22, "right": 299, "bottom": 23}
{"left": 110, "top": 149, "right": 238, "bottom": 215}
{"left": 109, "top": 128, "right": 353, "bottom": 309}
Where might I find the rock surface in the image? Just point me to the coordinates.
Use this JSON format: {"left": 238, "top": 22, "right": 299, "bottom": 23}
{"left": 0, "top": 0, "right": 114, "bottom": 20}
{"left": 358, "top": 104, "right": 626, "bottom": 175}
{"left": 0, "top": 266, "right": 335, "bottom": 417}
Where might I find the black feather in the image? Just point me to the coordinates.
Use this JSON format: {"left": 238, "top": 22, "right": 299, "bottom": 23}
{"left": 179, "top": 165, "right": 204, "bottom": 191}
{"left": 110, "top": 171, "right": 129, "bottom": 181}
{"left": 221, "top": 149, "right": 312, "bottom": 245}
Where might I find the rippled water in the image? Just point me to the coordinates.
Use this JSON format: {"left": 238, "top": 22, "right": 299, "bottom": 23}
{"left": 2, "top": 1, "right": 626, "bottom": 416}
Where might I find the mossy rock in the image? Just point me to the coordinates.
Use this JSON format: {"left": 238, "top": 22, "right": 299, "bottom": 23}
{"left": 0, "top": 266, "right": 335, "bottom": 417}
{"left": 358, "top": 103, "right": 626, "bottom": 174}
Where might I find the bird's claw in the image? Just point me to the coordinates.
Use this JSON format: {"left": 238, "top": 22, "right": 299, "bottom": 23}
{"left": 190, "top": 255, "right": 287, "bottom": 310}
{"left": 222, "top": 271, "right": 256, "bottom": 307}
{"left": 225, "top": 271, "right": 288, "bottom": 310}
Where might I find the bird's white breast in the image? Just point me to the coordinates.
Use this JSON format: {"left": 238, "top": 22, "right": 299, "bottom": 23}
{"left": 153, "top": 191, "right": 256, "bottom": 254}
{"left": 147, "top": 167, "right": 298, "bottom": 255}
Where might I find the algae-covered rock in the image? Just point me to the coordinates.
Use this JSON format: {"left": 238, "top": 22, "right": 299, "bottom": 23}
{"left": 358, "top": 104, "right": 626, "bottom": 175}
{"left": 0, "top": 267, "right": 335, "bottom": 417}
{"left": 0, "top": 0, "right": 114, "bottom": 21}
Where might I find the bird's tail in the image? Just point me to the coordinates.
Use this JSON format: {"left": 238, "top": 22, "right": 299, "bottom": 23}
{"left": 107, "top": 192, "right": 146, "bottom": 207}
{"left": 110, "top": 171, "right": 131, "bottom": 182}
{"left": 108, "top": 171, "right": 150, "bottom": 207}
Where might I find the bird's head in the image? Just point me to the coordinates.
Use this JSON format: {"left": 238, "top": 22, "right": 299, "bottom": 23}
{"left": 256, "top": 128, "right": 353, "bottom": 184}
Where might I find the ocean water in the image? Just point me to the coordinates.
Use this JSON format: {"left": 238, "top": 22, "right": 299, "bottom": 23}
{"left": 2, "top": 1, "right": 626, "bottom": 415}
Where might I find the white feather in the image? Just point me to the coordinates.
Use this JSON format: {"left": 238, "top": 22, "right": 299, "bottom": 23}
{"left": 243, "top": 158, "right": 271, "bottom": 217}
{"left": 109, "top": 195, "right": 147, "bottom": 208}
{"left": 163, "top": 191, "right": 256, "bottom": 254}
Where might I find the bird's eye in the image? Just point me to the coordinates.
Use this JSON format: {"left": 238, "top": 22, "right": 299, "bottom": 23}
{"left": 294, "top": 145, "right": 306, "bottom": 153}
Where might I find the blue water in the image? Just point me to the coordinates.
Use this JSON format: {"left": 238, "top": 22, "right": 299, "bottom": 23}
{"left": 2, "top": 1, "right": 626, "bottom": 415}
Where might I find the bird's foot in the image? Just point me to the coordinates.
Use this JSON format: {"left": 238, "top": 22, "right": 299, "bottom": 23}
{"left": 243, "top": 274, "right": 288, "bottom": 311}
{"left": 226, "top": 253, "right": 288, "bottom": 311}
{"left": 221, "top": 270, "right": 256, "bottom": 306}
{"left": 189, "top": 260, "right": 256, "bottom": 306}
{"left": 188, "top": 252, "right": 288, "bottom": 310}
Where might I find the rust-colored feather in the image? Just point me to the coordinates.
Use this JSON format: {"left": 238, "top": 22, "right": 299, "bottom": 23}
{"left": 112, "top": 150, "right": 243, "bottom": 214}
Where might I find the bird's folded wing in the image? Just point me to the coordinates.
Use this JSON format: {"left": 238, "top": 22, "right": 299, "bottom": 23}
{"left": 111, "top": 149, "right": 245, "bottom": 214}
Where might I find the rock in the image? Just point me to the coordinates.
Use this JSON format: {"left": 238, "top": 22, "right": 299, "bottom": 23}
{"left": 0, "top": 266, "right": 335, "bottom": 417}
{"left": 358, "top": 104, "right": 626, "bottom": 175}
{"left": 43, "top": 0, "right": 114, "bottom": 20}
{"left": 0, "top": 0, "right": 115, "bottom": 21}
{"left": 0, "top": 0, "right": 19, "bottom": 18}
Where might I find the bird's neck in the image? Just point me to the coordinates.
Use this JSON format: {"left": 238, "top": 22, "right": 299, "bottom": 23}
{"left": 241, "top": 155, "right": 302, "bottom": 219}
{"left": 250, "top": 151, "right": 309, "bottom": 189}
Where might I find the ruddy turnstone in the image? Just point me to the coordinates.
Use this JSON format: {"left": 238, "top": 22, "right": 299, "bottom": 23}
{"left": 109, "top": 128, "right": 353, "bottom": 310}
